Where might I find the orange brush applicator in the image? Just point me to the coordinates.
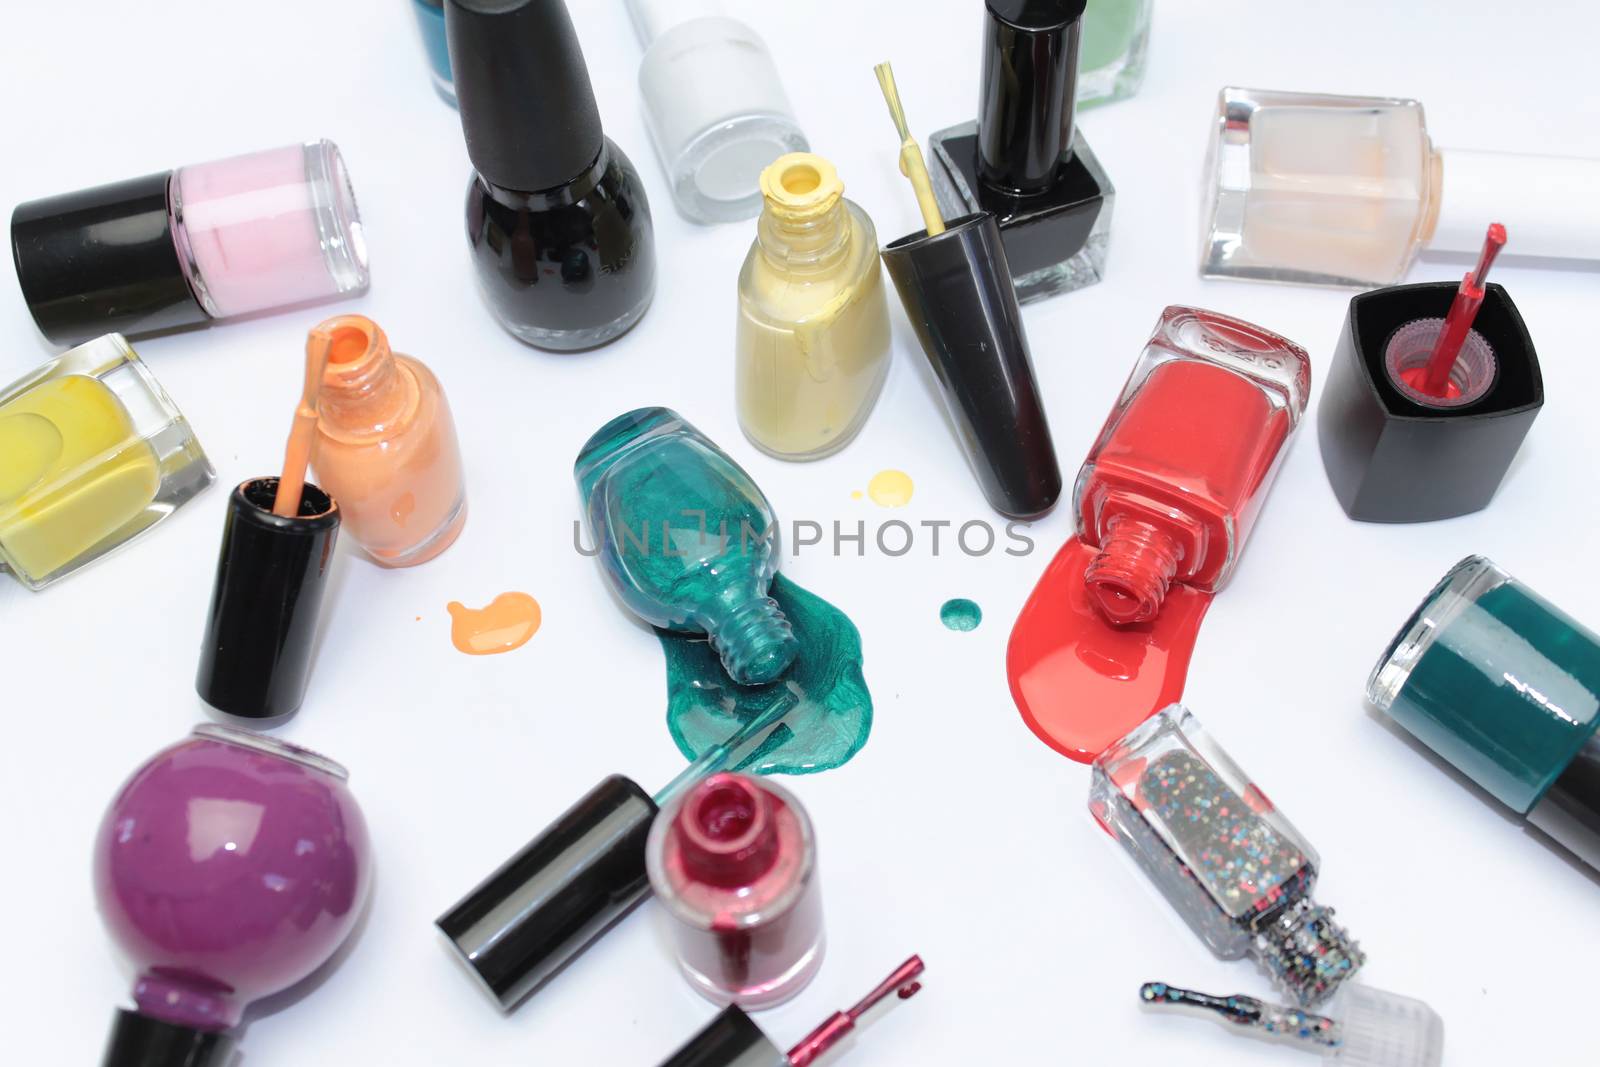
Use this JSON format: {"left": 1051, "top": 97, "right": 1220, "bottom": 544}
{"left": 272, "top": 327, "right": 334, "bottom": 517}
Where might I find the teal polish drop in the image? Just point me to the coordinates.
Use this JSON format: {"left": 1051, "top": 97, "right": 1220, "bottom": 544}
{"left": 659, "top": 573, "right": 871, "bottom": 776}
{"left": 940, "top": 598, "right": 983, "bottom": 632}
{"left": 1375, "top": 557, "right": 1600, "bottom": 812}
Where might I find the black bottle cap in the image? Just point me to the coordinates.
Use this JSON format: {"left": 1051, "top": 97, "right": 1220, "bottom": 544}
{"left": 101, "top": 1009, "right": 232, "bottom": 1067}
{"left": 446, "top": 0, "right": 605, "bottom": 192}
{"left": 1529, "top": 730, "right": 1600, "bottom": 873}
{"left": 11, "top": 171, "right": 210, "bottom": 346}
{"left": 1317, "top": 281, "right": 1542, "bottom": 523}
{"left": 436, "top": 774, "right": 658, "bottom": 1011}
{"left": 881, "top": 213, "right": 1063, "bottom": 519}
{"left": 657, "top": 1006, "right": 787, "bottom": 1067}
{"left": 978, "top": 0, "right": 1087, "bottom": 194}
{"left": 195, "top": 478, "right": 341, "bottom": 720}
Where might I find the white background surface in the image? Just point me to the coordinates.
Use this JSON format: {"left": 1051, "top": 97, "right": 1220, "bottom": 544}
{"left": 2, "top": 1, "right": 1597, "bottom": 1064}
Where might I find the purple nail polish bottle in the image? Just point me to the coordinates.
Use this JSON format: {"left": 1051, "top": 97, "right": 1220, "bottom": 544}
{"left": 93, "top": 724, "right": 373, "bottom": 1067}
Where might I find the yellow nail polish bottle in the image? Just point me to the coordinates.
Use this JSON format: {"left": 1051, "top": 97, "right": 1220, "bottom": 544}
{"left": 736, "top": 153, "right": 891, "bottom": 461}
{"left": 0, "top": 334, "right": 214, "bottom": 589}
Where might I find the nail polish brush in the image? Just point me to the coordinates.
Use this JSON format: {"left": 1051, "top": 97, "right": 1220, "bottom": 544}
{"left": 437, "top": 690, "right": 800, "bottom": 1011}
{"left": 273, "top": 326, "right": 333, "bottom": 516}
{"left": 657, "top": 955, "right": 926, "bottom": 1067}
{"left": 1140, "top": 981, "right": 1443, "bottom": 1066}
{"left": 1383, "top": 223, "right": 1508, "bottom": 408}
{"left": 196, "top": 328, "right": 342, "bottom": 719}
{"left": 875, "top": 61, "right": 1062, "bottom": 520}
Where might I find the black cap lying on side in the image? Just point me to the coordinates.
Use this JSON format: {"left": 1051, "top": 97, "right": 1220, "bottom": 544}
{"left": 656, "top": 1006, "right": 787, "bottom": 1067}
{"left": 436, "top": 774, "right": 658, "bottom": 1011}
{"left": 881, "top": 213, "right": 1063, "bottom": 520}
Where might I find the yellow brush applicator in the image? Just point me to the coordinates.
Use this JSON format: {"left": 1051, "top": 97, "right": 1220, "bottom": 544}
{"left": 874, "top": 62, "right": 945, "bottom": 237}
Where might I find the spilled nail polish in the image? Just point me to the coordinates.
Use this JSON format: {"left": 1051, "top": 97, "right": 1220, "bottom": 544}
{"left": 940, "top": 598, "right": 982, "bottom": 631}
{"left": 660, "top": 574, "right": 870, "bottom": 775}
{"left": 447, "top": 592, "right": 541, "bottom": 655}
{"left": 1007, "top": 539, "right": 1211, "bottom": 762}
{"left": 867, "top": 469, "right": 914, "bottom": 507}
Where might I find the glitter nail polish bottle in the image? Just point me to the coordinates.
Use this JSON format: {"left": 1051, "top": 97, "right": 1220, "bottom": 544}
{"left": 1091, "top": 706, "right": 1365, "bottom": 1005}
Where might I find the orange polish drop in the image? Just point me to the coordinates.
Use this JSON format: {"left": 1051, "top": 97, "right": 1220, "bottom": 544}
{"left": 447, "top": 592, "right": 542, "bottom": 655}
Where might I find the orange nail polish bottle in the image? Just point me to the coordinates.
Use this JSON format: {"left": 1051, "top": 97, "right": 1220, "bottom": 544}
{"left": 310, "top": 315, "right": 466, "bottom": 566}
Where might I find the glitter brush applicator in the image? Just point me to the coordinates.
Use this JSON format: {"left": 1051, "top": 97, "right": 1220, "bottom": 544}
{"left": 656, "top": 955, "right": 926, "bottom": 1067}
{"left": 1140, "top": 981, "right": 1444, "bottom": 1066}
{"left": 874, "top": 61, "right": 1062, "bottom": 520}
{"left": 195, "top": 328, "right": 342, "bottom": 720}
{"left": 436, "top": 692, "right": 799, "bottom": 1011}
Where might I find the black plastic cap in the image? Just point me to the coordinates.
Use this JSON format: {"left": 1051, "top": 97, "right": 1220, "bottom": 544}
{"left": 882, "top": 214, "right": 1062, "bottom": 519}
{"left": 446, "top": 0, "right": 604, "bottom": 192}
{"left": 195, "top": 478, "right": 340, "bottom": 719}
{"left": 101, "top": 1009, "right": 232, "bottom": 1067}
{"left": 1318, "top": 282, "right": 1543, "bottom": 523}
{"left": 437, "top": 774, "right": 658, "bottom": 1011}
{"left": 11, "top": 171, "right": 209, "bottom": 346}
{"left": 1529, "top": 731, "right": 1600, "bottom": 873}
{"left": 978, "top": 0, "right": 1087, "bottom": 194}
{"left": 657, "top": 1007, "right": 787, "bottom": 1067}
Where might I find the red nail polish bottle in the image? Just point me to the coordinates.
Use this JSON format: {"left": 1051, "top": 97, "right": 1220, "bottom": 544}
{"left": 1074, "top": 306, "right": 1311, "bottom": 625}
{"left": 646, "top": 773, "right": 824, "bottom": 1009}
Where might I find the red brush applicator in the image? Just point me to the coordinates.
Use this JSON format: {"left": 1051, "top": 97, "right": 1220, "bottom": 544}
{"left": 1388, "top": 224, "right": 1507, "bottom": 407}
{"left": 1419, "top": 223, "right": 1507, "bottom": 398}
{"left": 655, "top": 955, "right": 925, "bottom": 1067}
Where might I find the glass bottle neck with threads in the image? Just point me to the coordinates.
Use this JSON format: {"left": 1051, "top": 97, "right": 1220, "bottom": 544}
{"left": 756, "top": 153, "right": 852, "bottom": 276}
{"left": 316, "top": 315, "right": 414, "bottom": 436}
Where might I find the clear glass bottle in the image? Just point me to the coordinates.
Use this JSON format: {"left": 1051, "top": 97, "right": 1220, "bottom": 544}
{"left": 575, "top": 406, "right": 799, "bottom": 685}
{"left": 626, "top": 0, "right": 807, "bottom": 224}
{"left": 1200, "top": 86, "right": 1600, "bottom": 287}
{"left": 736, "top": 153, "right": 890, "bottom": 460}
{"left": 647, "top": 772, "right": 824, "bottom": 1009}
{"left": 1091, "top": 706, "right": 1365, "bottom": 1005}
{"left": 1079, "top": 0, "right": 1152, "bottom": 108}
{"left": 309, "top": 315, "right": 466, "bottom": 567}
{"left": 1074, "top": 306, "right": 1310, "bottom": 624}
{"left": 0, "top": 334, "right": 213, "bottom": 589}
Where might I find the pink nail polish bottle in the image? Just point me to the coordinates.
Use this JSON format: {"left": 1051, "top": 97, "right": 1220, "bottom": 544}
{"left": 12, "top": 140, "right": 369, "bottom": 346}
{"left": 646, "top": 772, "right": 824, "bottom": 1009}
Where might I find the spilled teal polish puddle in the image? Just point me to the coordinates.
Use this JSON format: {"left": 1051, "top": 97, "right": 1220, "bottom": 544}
{"left": 940, "top": 598, "right": 983, "bottom": 632}
{"left": 658, "top": 573, "right": 871, "bottom": 775}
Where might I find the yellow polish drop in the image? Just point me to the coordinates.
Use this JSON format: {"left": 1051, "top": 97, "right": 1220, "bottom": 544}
{"left": 447, "top": 592, "right": 541, "bottom": 656}
{"left": 867, "top": 469, "right": 914, "bottom": 507}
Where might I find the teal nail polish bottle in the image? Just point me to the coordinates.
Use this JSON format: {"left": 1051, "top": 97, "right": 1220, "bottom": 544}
{"left": 576, "top": 407, "right": 799, "bottom": 685}
{"left": 1369, "top": 555, "right": 1600, "bottom": 871}
{"left": 411, "top": 0, "right": 455, "bottom": 106}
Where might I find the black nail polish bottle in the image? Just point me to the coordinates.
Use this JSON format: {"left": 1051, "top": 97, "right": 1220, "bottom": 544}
{"left": 447, "top": 0, "right": 656, "bottom": 351}
{"left": 927, "top": 0, "right": 1114, "bottom": 304}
